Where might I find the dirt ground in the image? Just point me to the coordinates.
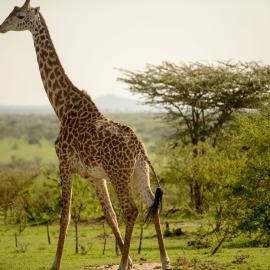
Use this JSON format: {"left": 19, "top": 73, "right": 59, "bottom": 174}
{"left": 84, "top": 263, "right": 162, "bottom": 270}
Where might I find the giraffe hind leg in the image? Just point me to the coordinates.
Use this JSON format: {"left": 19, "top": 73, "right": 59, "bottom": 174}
{"left": 110, "top": 176, "right": 138, "bottom": 270}
{"left": 133, "top": 159, "right": 171, "bottom": 270}
{"left": 92, "top": 178, "right": 133, "bottom": 269}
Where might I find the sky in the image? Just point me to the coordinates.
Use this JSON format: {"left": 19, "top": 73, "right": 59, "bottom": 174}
{"left": 0, "top": 0, "right": 270, "bottom": 105}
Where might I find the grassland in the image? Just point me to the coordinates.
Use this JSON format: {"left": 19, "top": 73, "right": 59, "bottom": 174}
{"left": 0, "top": 138, "right": 57, "bottom": 164}
{"left": 0, "top": 113, "right": 270, "bottom": 270}
{"left": 0, "top": 113, "right": 169, "bottom": 165}
{"left": 0, "top": 221, "right": 269, "bottom": 270}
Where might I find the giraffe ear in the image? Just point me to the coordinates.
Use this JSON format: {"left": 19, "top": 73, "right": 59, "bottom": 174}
{"left": 34, "top": 7, "right": 40, "bottom": 14}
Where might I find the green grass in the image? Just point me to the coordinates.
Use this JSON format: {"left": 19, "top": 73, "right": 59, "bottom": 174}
{"left": 0, "top": 138, "right": 57, "bottom": 164}
{"left": 0, "top": 113, "right": 168, "bottom": 166}
{"left": 0, "top": 114, "right": 269, "bottom": 269}
{"left": 0, "top": 222, "right": 269, "bottom": 270}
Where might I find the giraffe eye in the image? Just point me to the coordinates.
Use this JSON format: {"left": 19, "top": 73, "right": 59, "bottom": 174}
{"left": 17, "top": 15, "right": 25, "bottom": 19}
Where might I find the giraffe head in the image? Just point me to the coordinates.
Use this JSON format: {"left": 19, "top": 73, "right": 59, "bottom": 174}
{"left": 0, "top": 0, "right": 40, "bottom": 33}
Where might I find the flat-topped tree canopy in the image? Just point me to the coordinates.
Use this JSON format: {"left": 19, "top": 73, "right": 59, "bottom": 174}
{"left": 119, "top": 61, "right": 270, "bottom": 147}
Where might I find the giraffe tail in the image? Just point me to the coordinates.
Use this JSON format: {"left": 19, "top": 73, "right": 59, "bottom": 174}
{"left": 145, "top": 187, "right": 163, "bottom": 223}
{"left": 144, "top": 158, "right": 163, "bottom": 223}
{"left": 145, "top": 157, "right": 161, "bottom": 187}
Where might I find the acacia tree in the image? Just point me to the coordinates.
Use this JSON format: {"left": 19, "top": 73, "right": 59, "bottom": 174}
{"left": 120, "top": 61, "right": 270, "bottom": 146}
{"left": 119, "top": 61, "right": 270, "bottom": 213}
{"left": 38, "top": 178, "right": 61, "bottom": 245}
{"left": 200, "top": 109, "right": 270, "bottom": 253}
{"left": 12, "top": 170, "right": 61, "bottom": 245}
{"left": 223, "top": 109, "right": 270, "bottom": 246}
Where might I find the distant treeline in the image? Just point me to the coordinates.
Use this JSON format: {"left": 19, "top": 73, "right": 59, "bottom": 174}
{"left": 0, "top": 113, "right": 170, "bottom": 147}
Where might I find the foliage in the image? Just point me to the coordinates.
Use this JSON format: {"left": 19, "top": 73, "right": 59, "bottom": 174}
{"left": 179, "top": 109, "right": 270, "bottom": 251}
{"left": 0, "top": 104, "right": 270, "bottom": 263}
{"left": 72, "top": 176, "right": 100, "bottom": 222}
{"left": 0, "top": 114, "right": 59, "bottom": 143}
{"left": 71, "top": 176, "right": 100, "bottom": 253}
{"left": 224, "top": 110, "right": 270, "bottom": 243}
{"left": 161, "top": 141, "right": 236, "bottom": 213}
{"left": 10, "top": 170, "right": 61, "bottom": 226}
{"left": 120, "top": 61, "right": 270, "bottom": 146}
{"left": 120, "top": 61, "right": 270, "bottom": 214}
{"left": 0, "top": 168, "right": 39, "bottom": 222}
{"left": 163, "top": 227, "right": 183, "bottom": 238}
{"left": 161, "top": 107, "right": 270, "bottom": 249}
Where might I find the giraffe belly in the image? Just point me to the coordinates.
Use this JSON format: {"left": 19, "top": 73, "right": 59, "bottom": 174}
{"left": 76, "top": 159, "right": 108, "bottom": 180}
{"left": 87, "top": 165, "right": 108, "bottom": 180}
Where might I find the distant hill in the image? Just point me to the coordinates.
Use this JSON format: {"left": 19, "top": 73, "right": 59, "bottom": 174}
{"left": 95, "top": 94, "right": 155, "bottom": 112}
{"left": 0, "top": 95, "right": 159, "bottom": 114}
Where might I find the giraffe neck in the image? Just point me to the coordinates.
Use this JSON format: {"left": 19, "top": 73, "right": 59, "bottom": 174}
{"left": 31, "top": 13, "right": 78, "bottom": 120}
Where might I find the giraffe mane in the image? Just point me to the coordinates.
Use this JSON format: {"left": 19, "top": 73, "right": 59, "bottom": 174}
{"left": 38, "top": 13, "right": 75, "bottom": 88}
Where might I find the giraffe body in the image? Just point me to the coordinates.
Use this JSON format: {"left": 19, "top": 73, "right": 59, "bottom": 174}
{"left": 0, "top": 2, "right": 171, "bottom": 270}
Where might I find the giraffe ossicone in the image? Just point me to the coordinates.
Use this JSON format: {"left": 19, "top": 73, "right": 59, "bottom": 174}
{"left": 0, "top": 1, "right": 171, "bottom": 270}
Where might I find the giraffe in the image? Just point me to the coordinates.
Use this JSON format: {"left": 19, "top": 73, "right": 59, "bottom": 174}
{"left": 0, "top": 1, "right": 171, "bottom": 270}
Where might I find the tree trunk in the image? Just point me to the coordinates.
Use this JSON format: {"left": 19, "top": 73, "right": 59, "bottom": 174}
{"left": 115, "top": 239, "right": 119, "bottom": 256}
{"left": 189, "top": 184, "right": 194, "bottom": 207}
{"left": 214, "top": 207, "right": 223, "bottom": 233}
{"left": 138, "top": 202, "right": 144, "bottom": 254}
{"left": 194, "top": 181, "right": 203, "bottom": 214}
{"left": 102, "top": 222, "right": 107, "bottom": 255}
{"left": 19, "top": 220, "right": 26, "bottom": 235}
{"left": 3, "top": 205, "right": 8, "bottom": 223}
{"left": 138, "top": 223, "right": 144, "bottom": 254}
{"left": 191, "top": 141, "right": 204, "bottom": 214}
{"left": 211, "top": 226, "right": 229, "bottom": 255}
{"left": 15, "top": 232, "right": 18, "bottom": 248}
{"left": 75, "top": 221, "right": 79, "bottom": 254}
{"left": 47, "top": 222, "right": 51, "bottom": 245}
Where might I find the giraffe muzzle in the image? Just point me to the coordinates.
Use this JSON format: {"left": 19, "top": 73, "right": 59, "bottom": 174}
{"left": 0, "top": 25, "right": 7, "bottom": 33}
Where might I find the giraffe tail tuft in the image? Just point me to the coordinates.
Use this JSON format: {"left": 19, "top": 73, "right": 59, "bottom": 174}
{"left": 144, "top": 187, "right": 163, "bottom": 224}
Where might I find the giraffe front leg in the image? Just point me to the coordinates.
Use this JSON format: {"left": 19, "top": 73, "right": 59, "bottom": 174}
{"left": 51, "top": 165, "right": 72, "bottom": 270}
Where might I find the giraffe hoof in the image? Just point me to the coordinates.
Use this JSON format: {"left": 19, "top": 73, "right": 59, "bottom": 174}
{"left": 163, "top": 264, "right": 172, "bottom": 270}
{"left": 118, "top": 259, "right": 133, "bottom": 270}
{"left": 118, "top": 264, "right": 125, "bottom": 270}
{"left": 161, "top": 258, "right": 172, "bottom": 270}
{"left": 50, "top": 260, "right": 59, "bottom": 270}
{"left": 128, "top": 257, "right": 133, "bottom": 270}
